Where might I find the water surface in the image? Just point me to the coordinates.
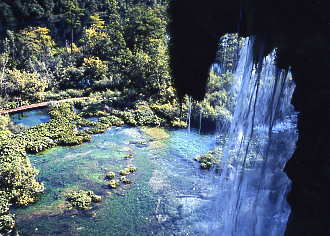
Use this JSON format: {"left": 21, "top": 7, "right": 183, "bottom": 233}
{"left": 10, "top": 109, "right": 50, "bottom": 127}
{"left": 15, "top": 127, "right": 218, "bottom": 236}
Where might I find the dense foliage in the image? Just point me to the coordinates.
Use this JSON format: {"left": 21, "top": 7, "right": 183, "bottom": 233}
{"left": 65, "top": 190, "right": 101, "bottom": 210}
{"left": 0, "top": 0, "right": 242, "bottom": 130}
{"left": 0, "top": 103, "right": 99, "bottom": 232}
{"left": 0, "top": 0, "right": 242, "bottom": 232}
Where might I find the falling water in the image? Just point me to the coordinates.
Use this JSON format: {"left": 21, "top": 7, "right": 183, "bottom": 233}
{"left": 199, "top": 109, "right": 202, "bottom": 134}
{"left": 210, "top": 37, "right": 298, "bottom": 235}
{"left": 187, "top": 96, "right": 192, "bottom": 132}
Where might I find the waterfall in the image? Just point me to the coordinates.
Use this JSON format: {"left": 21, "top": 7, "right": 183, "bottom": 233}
{"left": 199, "top": 109, "right": 202, "bottom": 134}
{"left": 210, "top": 37, "right": 298, "bottom": 235}
{"left": 187, "top": 96, "right": 192, "bottom": 132}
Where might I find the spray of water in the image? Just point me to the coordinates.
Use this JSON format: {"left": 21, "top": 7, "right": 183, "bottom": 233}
{"left": 210, "top": 37, "right": 298, "bottom": 236}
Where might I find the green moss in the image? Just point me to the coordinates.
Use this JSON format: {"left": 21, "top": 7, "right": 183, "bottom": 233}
{"left": 105, "top": 172, "right": 116, "bottom": 179}
{"left": 108, "top": 180, "right": 120, "bottom": 189}
{"left": 119, "top": 168, "right": 130, "bottom": 176}
{"left": 120, "top": 176, "right": 132, "bottom": 184}
{"left": 194, "top": 148, "right": 221, "bottom": 169}
{"left": 65, "top": 190, "right": 101, "bottom": 210}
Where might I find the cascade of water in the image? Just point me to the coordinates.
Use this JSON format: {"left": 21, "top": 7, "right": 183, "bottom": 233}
{"left": 210, "top": 37, "right": 298, "bottom": 236}
{"left": 187, "top": 96, "right": 192, "bottom": 132}
{"left": 199, "top": 109, "right": 202, "bottom": 134}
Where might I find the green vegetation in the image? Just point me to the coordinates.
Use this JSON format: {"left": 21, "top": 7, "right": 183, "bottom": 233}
{"left": 0, "top": 194, "right": 15, "bottom": 234}
{"left": 0, "top": 0, "right": 240, "bottom": 130}
{"left": 105, "top": 172, "right": 116, "bottom": 179}
{"left": 0, "top": 0, "right": 242, "bottom": 233}
{"left": 108, "top": 180, "right": 120, "bottom": 189}
{"left": 65, "top": 190, "right": 102, "bottom": 210}
{"left": 106, "top": 165, "right": 137, "bottom": 189}
{"left": 120, "top": 176, "right": 133, "bottom": 184}
{"left": 194, "top": 148, "right": 222, "bottom": 169}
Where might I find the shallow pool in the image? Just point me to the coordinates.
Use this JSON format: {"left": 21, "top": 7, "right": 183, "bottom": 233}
{"left": 14, "top": 127, "right": 218, "bottom": 236}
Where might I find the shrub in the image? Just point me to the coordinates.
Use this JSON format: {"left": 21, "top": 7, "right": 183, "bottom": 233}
{"left": 171, "top": 118, "right": 187, "bottom": 128}
{"left": 108, "top": 180, "right": 120, "bottom": 189}
{"left": 105, "top": 172, "right": 115, "bottom": 179}
{"left": 65, "top": 190, "right": 101, "bottom": 210}
{"left": 194, "top": 148, "right": 221, "bottom": 169}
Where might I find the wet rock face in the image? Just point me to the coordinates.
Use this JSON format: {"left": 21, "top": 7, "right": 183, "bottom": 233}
{"left": 168, "top": 0, "right": 330, "bottom": 235}
{"left": 285, "top": 63, "right": 330, "bottom": 235}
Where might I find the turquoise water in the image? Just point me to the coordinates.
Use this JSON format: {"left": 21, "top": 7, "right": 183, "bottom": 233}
{"left": 14, "top": 127, "right": 218, "bottom": 236}
{"left": 10, "top": 109, "right": 50, "bottom": 127}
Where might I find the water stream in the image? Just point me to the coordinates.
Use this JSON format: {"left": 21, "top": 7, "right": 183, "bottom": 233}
{"left": 12, "top": 38, "right": 298, "bottom": 236}
{"left": 10, "top": 109, "right": 50, "bottom": 127}
{"left": 14, "top": 126, "right": 219, "bottom": 236}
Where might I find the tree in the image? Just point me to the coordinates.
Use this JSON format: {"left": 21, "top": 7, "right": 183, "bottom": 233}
{"left": 16, "top": 27, "right": 56, "bottom": 59}
{"left": 82, "top": 56, "right": 108, "bottom": 87}
{"left": 3, "top": 69, "right": 47, "bottom": 103}
{"left": 64, "top": 0, "right": 84, "bottom": 53}
{"left": 123, "top": 4, "right": 170, "bottom": 97}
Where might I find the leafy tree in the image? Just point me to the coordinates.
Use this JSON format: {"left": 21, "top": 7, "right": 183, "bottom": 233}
{"left": 192, "top": 71, "right": 234, "bottom": 130}
{"left": 124, "top": 4, "right": 167, "bottom": 54}
{"left": 82, "top": 56, "right": 108, "bottom": 87}
{"left": 64, "top": 0, "right": 84, "bottom": 52}
{"left": 16, "top": 27, "right": 56, "bottom": 58}
{"left": 2, "top": 69, "right": 47, "bottom": 103}
{"left": 215, "top": 34, "right": 244, "bottom": 73}
{"left": 81, "top": 14, "right": 109, "bottom": 57}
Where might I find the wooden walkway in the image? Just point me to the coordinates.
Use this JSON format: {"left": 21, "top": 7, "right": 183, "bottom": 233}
{"left": 0, "top": 97, "right": 88, "bottom": 115}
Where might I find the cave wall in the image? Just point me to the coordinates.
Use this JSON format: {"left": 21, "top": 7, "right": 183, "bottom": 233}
{"left": 168, "top": 0, "right": 330, "bottom": 235}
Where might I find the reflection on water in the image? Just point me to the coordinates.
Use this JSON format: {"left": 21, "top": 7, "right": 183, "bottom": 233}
{"left": 10, "top": 109, "right": 50, "bottom": 127}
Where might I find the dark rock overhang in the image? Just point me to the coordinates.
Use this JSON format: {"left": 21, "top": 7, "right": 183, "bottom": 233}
{"left": 168, "top": 0, "right": 330, "bottom": 103}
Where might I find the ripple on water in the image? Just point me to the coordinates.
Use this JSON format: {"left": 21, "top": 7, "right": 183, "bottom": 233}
{"left": 15, "top": 127, "right": 218, "bottom": 236}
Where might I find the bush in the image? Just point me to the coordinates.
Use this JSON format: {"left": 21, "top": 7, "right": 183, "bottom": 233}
{"left": 171, "top": 118, "right": 187, "bottom": 128}
{"left": 194, "top": 148, "right": 221, "bottom": 169}
{"left": 0, "top": 214, "right": 15, "bottom": 233}
{"left": 65, "top": 190, "right": 101, "bottom": 210}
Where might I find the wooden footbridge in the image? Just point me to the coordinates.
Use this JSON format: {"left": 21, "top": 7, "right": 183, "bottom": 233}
{"left": 0, "top": 97, "right": 88, "bottom": 115}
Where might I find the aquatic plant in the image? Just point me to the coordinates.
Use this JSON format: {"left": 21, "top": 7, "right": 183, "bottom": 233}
{"left": 119, "top": 168, "right": 130, "bottom": 176}
{"left": 127, "top": 166, "right": 137, "bottom": 173}
{"left": 123, "top": 153, "right": 134, "bottom": 159}
{"left": 0, "top": 214, "right": 15, "bottom": 233}
{"left": 108, "top": 180, "right": 120, "bottom": 189}
{"left": 194, "top": 148, "right": 221, "bottom": 169}
{"left": 105, "top": 172, "right": 116, "bottom": 179}
{"left": 65, "top": 190, "right": 101, "bottom": 210}
{"left": 120, "top": 176, "right": 132, "bottom": 184}
{"left": 119, "top": 166, "right": 137, "bottom": 176}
